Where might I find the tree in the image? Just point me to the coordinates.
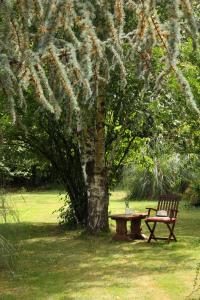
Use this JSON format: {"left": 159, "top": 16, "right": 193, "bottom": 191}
{"left": 0, "top": 97, "right": 88, "bottom": 225}
{"left": 0, "top": 0, "right": 199, "bottom": 232}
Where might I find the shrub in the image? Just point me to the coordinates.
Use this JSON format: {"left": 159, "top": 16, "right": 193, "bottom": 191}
{"left": 55, "top": 194, "right": 78, "bottom": 229}
{"left": 183, "top": 182, "right": 200, "bottom": 207}
{"left": 123, "top": 154, "right": 183, "bottom": 200}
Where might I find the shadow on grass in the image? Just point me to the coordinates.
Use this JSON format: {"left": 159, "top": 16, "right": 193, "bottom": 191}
{"left": 0, "top": 222, "right": 61, "bottom": 242}
{"left": 0, "top": 217, "right": 199, "bottom": 300}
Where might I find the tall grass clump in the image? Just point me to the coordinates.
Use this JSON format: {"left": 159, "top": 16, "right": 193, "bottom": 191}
{"left": 0, "top": 189, "right": 20, "bottom": 223}
{"left": 0, "top": 234, "right": 15, "bottom": 274}
{"left": 0, "top": 189, "right": 17, "bottom": 274}
{"left": 123, "top": 152, "right": 200, "bottom": 201}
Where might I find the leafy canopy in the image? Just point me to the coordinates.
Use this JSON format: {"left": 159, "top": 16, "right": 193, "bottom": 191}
{"left": 0, "top": 0, "right": 199, "bottom": 125}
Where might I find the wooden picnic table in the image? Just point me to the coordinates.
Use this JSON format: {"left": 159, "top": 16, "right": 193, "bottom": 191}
{"left": 109, "top": 213, "right": 148, "bottom": 241}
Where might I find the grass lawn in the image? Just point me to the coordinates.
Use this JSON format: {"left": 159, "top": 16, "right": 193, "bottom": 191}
{"left": 0, "top": 191, "right": 200, "bottom": 300}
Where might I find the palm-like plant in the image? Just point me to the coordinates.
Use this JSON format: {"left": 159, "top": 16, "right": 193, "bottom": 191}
{"left": 123, "top": 152, "right": 192, "bottom": 200}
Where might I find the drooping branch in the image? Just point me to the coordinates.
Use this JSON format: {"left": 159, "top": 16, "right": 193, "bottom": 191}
{"left": 0, "top": 0, "right": 199, "bottom": 124}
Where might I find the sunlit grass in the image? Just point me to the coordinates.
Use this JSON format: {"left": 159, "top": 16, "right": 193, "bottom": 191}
{"left": 0, "top": 190, "right": 199, "bottom": 300}
{"left": 2, "top": 191, "right": 64, "bottom": 223}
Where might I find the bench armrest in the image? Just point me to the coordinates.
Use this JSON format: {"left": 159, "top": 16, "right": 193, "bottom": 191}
{"left": 145, "top": 207, "right": 157, "bottom": 217}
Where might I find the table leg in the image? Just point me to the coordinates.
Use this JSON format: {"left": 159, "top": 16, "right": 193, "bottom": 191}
{"left": 113, "top": 219, "right": 132, "bottom": 241}
{"left": 130, "top": 219, "right": 146, "bottom": 240}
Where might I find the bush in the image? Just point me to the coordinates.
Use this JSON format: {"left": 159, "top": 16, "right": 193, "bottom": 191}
{"left": 183, "top": 182, "right": 200, "bottom": 207}
{"left": 55, "top": 194, "right": 78, "bottom": 229}
{"left": 123, "top": 154, "right": 183, "bottom": 200}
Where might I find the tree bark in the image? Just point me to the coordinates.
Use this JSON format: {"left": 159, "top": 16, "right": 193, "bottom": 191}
{"left": 83, "top": 87, "right": 109, "bottom": 232}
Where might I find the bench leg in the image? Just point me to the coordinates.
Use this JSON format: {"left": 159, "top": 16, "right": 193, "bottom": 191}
{"left": 167, "top": 223, "right": 177, "bottom": 243}
{"left": 145, "top": 221, "right": 157, "bottom": 243}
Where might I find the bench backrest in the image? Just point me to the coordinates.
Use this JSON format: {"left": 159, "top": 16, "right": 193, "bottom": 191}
{"left": 157, "top": 195, "right": 180, "bottom": 218}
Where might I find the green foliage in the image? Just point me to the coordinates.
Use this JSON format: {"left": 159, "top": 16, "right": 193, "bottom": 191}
{"left": 119, "top": 37, "right": 200, "bottom": 202}
{"left": 0, "top": 233, "right": 15, "bottom": 275}
{"left": 123, "top": 154, "right": 180, "bottom": 199}
{"left": 0, "top": 189, "right": 19, "bottom": 223}
{"left": 105, "top": 63, "right": 154, "bottom": 185}
{"left": 0, "top": 191, "right": 16, "bottom": 274}
{"left": 123, "top": 144, "right": 199, "bottom": 200}
{"left": 0, "top": 0, "right": 198, "bottom": 124}
{"left": 0, "top": 1, "right": 199, "bottom": 231}
{"left": 0, "top": 140, "right": 53, "bottom": 189}
{"left": 56, "top": 194, "right": 78, "bottom": 229}
{"left": 0, "top": 103, "right": 55, "bottom": 189}
{"left": 184, "top": 182, "right": 200, "bottom": 207}
{"left": 0, "top": 99, "right": 88, "bottom": 225}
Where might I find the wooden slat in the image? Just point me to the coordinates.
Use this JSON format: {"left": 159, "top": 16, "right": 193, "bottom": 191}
{"left": 157, "top": 194, "right": 180, "bottom": 217}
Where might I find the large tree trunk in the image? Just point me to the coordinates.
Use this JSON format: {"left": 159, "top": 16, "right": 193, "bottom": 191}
{"left": 83, "top": 87, "right": 109, "bottom": 232}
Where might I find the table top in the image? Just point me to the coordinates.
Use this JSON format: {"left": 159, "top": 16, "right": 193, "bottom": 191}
{"left": 109, "top": 213, "right": 148, "bottom": 221}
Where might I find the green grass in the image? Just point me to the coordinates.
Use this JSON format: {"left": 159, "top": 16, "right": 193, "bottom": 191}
{"left": 0, "top": 191, "right": 200, "bottom": 300}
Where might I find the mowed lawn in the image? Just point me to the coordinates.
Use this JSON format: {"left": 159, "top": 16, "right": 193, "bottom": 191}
{"left": 0, "top": 191, "right": 200, "bottom": 300}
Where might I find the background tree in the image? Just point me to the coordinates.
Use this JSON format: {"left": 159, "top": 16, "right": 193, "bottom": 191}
{"left": 122, "top": 36, "right": 200, "bottom": 202}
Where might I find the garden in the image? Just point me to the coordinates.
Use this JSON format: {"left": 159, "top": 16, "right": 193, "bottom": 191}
{"left": 0, "top": 191, "right": 200, "bottom": 300}
{"left": 0, "top": 1, "right": 200, "bottom": 299}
